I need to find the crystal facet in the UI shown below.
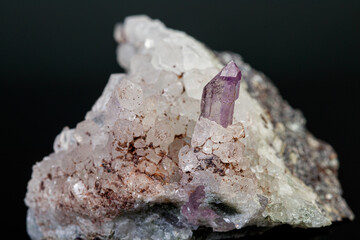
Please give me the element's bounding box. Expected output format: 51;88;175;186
25;15;353;240
181;185;236;231
200;60;241;128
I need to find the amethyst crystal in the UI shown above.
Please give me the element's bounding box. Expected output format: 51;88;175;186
181;186;235;231
200;60;241;128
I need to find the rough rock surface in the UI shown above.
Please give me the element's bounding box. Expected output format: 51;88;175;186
25;15;354;240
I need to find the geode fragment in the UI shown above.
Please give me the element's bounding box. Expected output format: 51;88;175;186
25;15;354;240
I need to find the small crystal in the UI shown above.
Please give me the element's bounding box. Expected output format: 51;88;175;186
200;61;241;128
181;186;235;231
25;15;353;240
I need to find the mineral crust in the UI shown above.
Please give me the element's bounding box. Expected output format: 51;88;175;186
25;15;354;240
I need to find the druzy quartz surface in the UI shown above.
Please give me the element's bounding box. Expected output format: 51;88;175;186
25;15;354;240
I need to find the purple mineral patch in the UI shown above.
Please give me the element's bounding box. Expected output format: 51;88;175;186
181;186;235;232
200;60;241;128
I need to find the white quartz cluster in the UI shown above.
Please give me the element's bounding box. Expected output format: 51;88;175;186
25;15;348;240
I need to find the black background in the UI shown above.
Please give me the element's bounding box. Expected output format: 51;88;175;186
1;0;359;239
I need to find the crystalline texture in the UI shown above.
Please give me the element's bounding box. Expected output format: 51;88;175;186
25;15;353;240
200;61;241;128
181;186;235;231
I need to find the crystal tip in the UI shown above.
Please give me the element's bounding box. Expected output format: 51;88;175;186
219;60;241;79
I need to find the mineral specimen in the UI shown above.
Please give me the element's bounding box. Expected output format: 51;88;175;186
200;60;241;128
25;15;354;240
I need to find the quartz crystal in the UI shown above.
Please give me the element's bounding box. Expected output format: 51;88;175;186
25;15;354;240
200;60;241;128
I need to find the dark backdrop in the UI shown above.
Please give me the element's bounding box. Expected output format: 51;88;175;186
1;0;359;239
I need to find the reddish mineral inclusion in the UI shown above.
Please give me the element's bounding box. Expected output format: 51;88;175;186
200;60;241;128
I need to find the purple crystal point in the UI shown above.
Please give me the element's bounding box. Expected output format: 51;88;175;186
200;60;241;128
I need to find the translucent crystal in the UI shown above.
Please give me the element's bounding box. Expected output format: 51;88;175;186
25;15;353;240
181;186;235;231
200;61;241;128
